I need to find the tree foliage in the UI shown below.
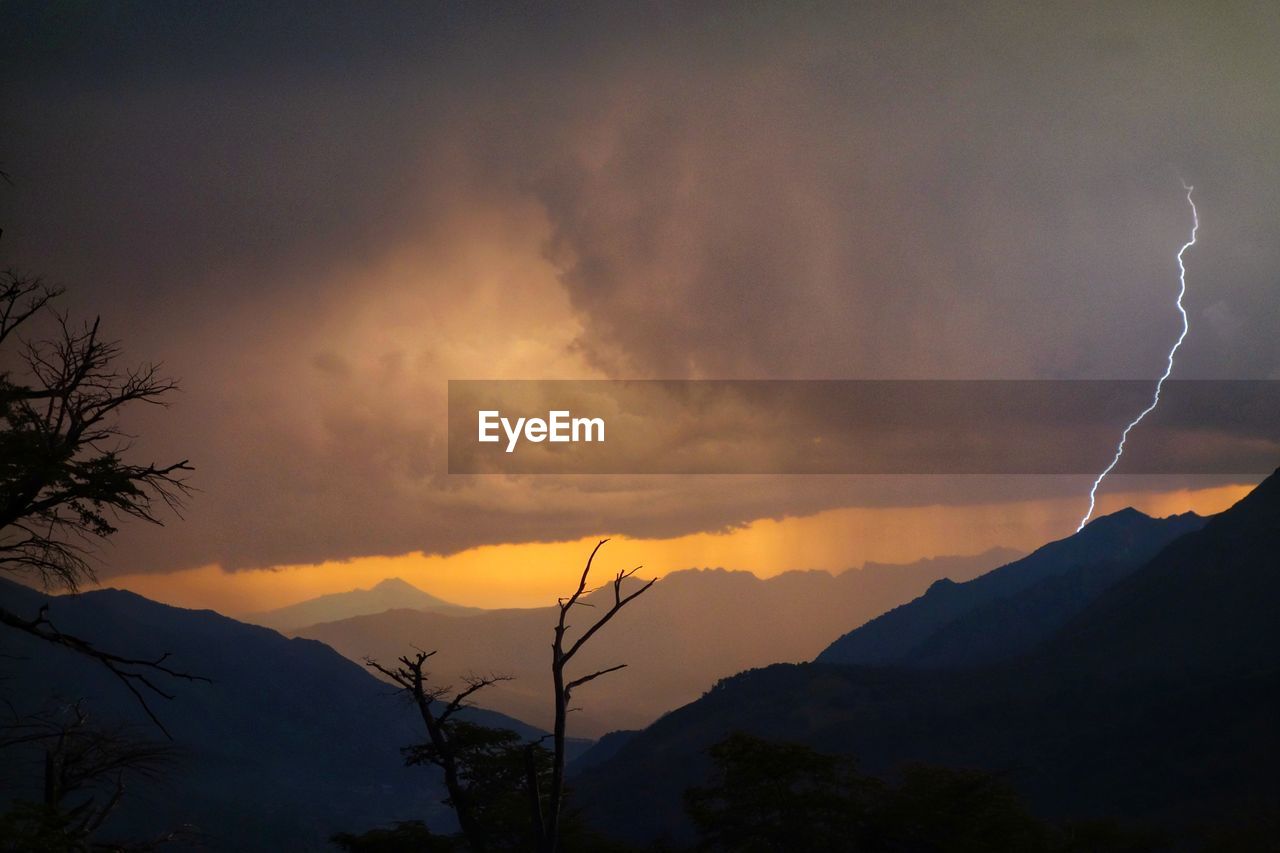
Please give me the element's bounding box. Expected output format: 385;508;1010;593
1;273;190;593
0;253;201;846
0;272;205;734
403;720;553;851
685;733;1168;853
685;732;880;851
331;820;455;853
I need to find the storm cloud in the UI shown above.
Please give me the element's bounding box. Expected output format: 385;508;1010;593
2;2;1278;575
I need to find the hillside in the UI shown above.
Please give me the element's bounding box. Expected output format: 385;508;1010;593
296;549;1017;735
0;580;536;851
573;474;1280;843
817;508;1204;668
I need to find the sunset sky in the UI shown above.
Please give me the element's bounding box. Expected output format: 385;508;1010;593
2;3;1277;613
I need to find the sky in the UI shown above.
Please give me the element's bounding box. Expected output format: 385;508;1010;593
1;2;1277;610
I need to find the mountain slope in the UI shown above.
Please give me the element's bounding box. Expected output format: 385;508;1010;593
243;577;480;632
817;508;1204;667
297;549;1018;736
0;580;535;851
574;473;1280;843
1042;469;1280;680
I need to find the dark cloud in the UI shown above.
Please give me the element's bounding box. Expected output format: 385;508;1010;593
2;2;1278;574
536;4;1280;380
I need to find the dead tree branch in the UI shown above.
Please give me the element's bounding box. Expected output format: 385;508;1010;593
0;276;201;736
533;539;655;853
0;604;210;739
366;651;512;851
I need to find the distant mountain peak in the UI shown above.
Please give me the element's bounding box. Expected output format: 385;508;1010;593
369;577;422;593
242;576;478;632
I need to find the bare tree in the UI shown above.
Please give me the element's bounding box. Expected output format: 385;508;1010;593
528;538;655;853
363;541;653;851
0;699;180;846
0;270;205;733
0;274;191;590
365;650;512;851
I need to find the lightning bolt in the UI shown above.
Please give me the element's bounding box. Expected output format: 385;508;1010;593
1077;182;1199;532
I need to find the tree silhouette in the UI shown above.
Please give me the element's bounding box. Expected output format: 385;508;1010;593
0;277;190;589
405;720;554;850
682;733;1133;852
365;650;513;851
0;700;182;850
0;268;204;734
362;540;653;852
531;538;654;853
331;820;454;853
685;732;880;851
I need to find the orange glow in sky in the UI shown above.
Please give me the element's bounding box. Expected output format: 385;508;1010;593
104;481;1254;617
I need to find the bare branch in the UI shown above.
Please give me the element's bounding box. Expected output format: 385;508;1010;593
562;569;655;664
0;698;179;837
438;673;515;724
0;259;204;742
1;288;193;593
539;540;654;853
364;649;509;851
0;604;210;740
564;663;627;697
0;273;59;346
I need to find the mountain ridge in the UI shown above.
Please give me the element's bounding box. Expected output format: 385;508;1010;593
0;578;538;850
573;474;1280;842
297;549;1019;736
816;506;1205;667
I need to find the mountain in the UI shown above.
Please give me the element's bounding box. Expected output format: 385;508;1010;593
242;577;480;632
817;508;1204;668
1040;468;1280;680
0;579;537;851
572;475;1280;843
568;729;640;774
296;549;1019;736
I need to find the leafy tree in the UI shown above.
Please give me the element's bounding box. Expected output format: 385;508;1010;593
686;733;1060;852
874;764;1047;852
685;732;881;852
403;720;553;851
364;651;512;850
1053;819;1170;853
331;820;456;853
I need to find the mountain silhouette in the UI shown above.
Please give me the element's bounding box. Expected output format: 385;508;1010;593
817;508;1204;668
572;473;1280;844
296;550;1018;736
243;576;480;632
1040;467;1280;680
0;579;536;850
